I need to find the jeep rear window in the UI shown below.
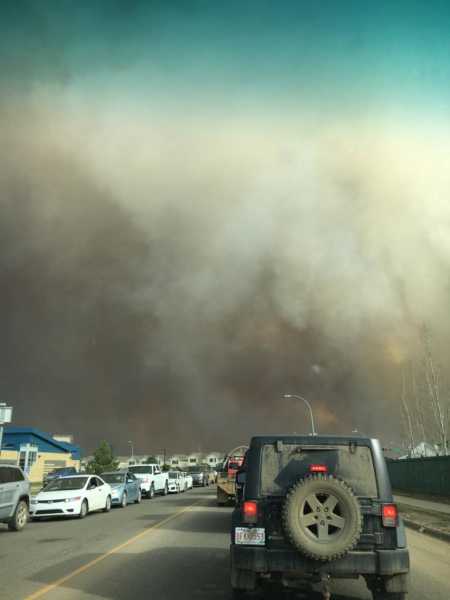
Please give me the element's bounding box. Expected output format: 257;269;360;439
260;444;378;497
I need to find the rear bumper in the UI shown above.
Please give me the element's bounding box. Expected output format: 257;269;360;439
231;545;409;577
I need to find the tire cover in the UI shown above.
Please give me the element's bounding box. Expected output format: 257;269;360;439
282;474;362;561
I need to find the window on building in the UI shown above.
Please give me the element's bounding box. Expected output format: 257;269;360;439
19;452;37;470
189;458;197;463
19;453;26;470
28;451;37;468
19;446;38;473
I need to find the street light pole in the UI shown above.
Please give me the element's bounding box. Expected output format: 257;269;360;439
283;394;317;436
128;440;134;462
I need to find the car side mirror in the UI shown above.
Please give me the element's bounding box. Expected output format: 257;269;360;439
236;472;246;485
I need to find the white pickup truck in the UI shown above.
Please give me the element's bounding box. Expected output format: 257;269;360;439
128;464;169;498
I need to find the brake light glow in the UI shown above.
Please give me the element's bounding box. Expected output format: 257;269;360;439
243;501;258;524
309;464;328;473
382;504;398;527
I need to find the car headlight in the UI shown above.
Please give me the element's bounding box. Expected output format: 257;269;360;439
65;496;82;502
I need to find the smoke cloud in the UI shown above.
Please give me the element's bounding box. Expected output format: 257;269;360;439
2;95;450;454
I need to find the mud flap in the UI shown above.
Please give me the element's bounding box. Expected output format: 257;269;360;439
384;574;409;593
231;552;257;592
365;573;409;595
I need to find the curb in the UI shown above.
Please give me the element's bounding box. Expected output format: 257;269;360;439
403;517;450;543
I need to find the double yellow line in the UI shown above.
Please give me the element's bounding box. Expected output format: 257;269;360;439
24;499;203;600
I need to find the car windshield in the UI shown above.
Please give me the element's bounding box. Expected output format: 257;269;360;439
260;444;378;497
44;477;88;491
101;473;125;484
169;472;178;479
129;466;152;474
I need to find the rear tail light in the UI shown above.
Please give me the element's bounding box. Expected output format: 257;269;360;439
309;464;328;473
382;504;398;527
243;501;258;524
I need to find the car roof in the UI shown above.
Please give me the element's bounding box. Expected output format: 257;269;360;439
249;434;375;447
102;470;127;475
56;474;90;479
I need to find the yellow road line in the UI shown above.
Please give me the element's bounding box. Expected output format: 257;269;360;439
24;499;204;600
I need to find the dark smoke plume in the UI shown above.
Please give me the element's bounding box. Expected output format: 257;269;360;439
2;97;450;454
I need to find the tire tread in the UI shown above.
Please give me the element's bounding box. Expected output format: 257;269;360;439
282;474;362;561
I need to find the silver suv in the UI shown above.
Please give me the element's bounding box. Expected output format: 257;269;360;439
0;465;30;531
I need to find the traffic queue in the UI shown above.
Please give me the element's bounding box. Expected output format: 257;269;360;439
0;462;215;531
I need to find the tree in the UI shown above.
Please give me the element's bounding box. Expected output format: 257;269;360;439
399;326;449;456
400;367;415;456
87;441;119;475
421;326;448;455
146;456;158;464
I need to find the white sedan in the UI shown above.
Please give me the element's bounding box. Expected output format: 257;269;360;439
183;472;193;490
167;471;183;493
30;475;112;520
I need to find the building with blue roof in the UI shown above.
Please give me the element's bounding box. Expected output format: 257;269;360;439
0;426;82;484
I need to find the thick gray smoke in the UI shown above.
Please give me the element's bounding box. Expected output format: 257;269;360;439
2;98;450;454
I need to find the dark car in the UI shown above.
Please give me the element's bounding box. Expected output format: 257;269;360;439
230;435;409;599
43;466;78;487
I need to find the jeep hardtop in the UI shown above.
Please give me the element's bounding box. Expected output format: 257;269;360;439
231;434;409;599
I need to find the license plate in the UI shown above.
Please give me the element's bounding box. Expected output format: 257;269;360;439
235;527;265;546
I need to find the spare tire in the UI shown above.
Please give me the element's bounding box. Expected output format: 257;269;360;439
282;474;362;561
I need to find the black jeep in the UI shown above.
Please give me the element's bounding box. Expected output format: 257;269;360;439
231;435;409;599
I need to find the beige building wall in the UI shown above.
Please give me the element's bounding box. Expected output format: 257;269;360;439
0;449;80;484
0;450;19;465
30;452;80;484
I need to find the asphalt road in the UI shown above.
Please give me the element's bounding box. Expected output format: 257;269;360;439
0;488;448;600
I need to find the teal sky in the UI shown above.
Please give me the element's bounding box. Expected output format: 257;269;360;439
1;1;450;115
